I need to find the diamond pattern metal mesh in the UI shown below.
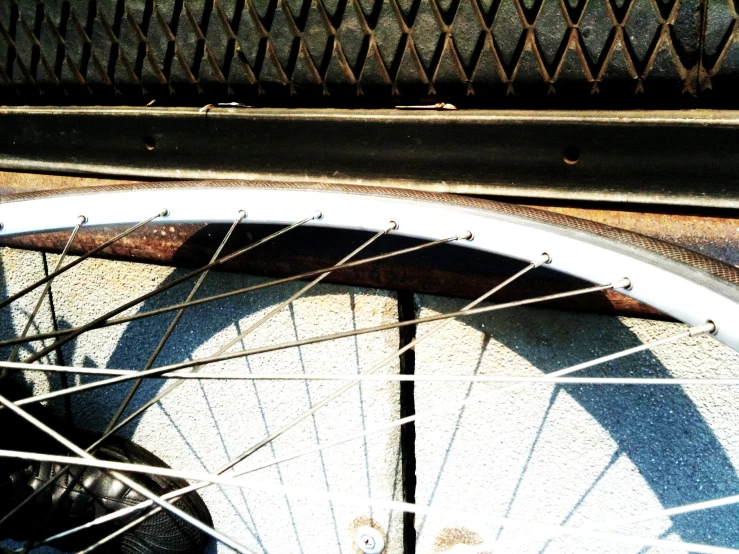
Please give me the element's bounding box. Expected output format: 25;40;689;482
0;0;727;104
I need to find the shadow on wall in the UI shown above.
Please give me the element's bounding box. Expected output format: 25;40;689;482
0;246;401;554
2;245;739;552
0;251;68;416
417;295;739;550
69;270;398;554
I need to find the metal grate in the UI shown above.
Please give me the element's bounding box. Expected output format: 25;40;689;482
1;0;731;104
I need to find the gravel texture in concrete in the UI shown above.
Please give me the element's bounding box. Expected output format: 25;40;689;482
3;245;739;554
0;248;403;554
413;294;739;554
0;248;65;407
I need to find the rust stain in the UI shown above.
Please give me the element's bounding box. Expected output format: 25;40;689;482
533;205;739;267
348;516;387;554
2;172;735;319
0;171;137;196
433;527;492;553
0;223;670;319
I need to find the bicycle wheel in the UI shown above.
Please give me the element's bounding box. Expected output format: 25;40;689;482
0;180;738;554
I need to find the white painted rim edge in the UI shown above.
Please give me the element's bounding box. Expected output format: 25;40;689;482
1;186;736;350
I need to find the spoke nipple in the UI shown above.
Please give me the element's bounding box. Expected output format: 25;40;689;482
159;209;170;217
535;253;552;266
457;230;473;241
238;210;248;220
386;221;399;232
313;210;324;220
696;320;718;336
613;277;632;290
77;215;88;225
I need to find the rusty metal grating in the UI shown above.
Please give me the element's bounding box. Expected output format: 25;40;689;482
0;0;736;103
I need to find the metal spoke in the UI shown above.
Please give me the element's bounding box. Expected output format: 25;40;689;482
29;253;554;544
0;391;253;553
105;210;247;432
5;229;453;540
37;319;712;544
11;259;599;410
0;212;309;533
6;216;85;365
22;215;318;364
0;276;621;385
1;233;463;349
8;449;736;554
10;364;739;386
0;220;395;536
201;322;717;484
109;221;398;440
174;375;739;384
2;190;733;554
17;212;250;553
0;276;631;545
0;212;166;311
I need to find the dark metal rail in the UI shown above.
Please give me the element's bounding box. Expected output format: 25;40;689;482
3;107;739;208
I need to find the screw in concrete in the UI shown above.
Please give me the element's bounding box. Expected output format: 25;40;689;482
355;526;385;554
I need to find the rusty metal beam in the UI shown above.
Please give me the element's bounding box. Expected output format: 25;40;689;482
0;171;137;196
1;172;736;320
529;206;739;268
0;222;668;320
4;108;739;208
3;170;737;267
